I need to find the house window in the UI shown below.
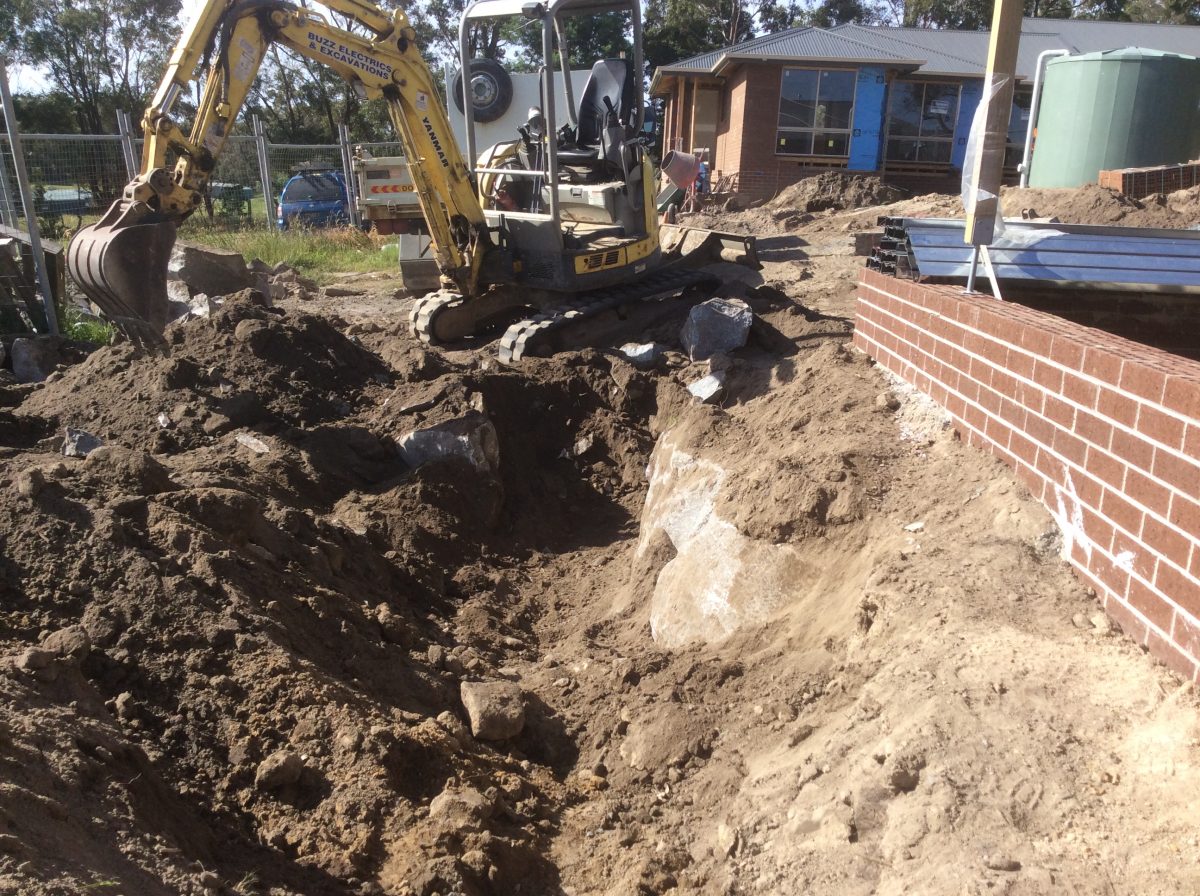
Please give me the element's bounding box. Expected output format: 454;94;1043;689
1005;89;1032;169
885;81;960;165
776;68;856;157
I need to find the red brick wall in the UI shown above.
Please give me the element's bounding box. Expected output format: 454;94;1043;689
1098;162;1200;197
714;63;856;200
716;68;747;175
854;269;1200;681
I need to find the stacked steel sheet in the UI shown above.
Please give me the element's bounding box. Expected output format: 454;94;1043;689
866;217;1200;293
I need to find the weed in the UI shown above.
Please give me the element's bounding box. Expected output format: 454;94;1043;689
79;879;120;891
60;305;115;345
235;870;261;894
181;225;396;282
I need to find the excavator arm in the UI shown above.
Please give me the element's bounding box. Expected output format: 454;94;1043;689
67;0;494;335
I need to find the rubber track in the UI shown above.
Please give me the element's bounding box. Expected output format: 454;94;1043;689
497;268;717;364
409;291;462;344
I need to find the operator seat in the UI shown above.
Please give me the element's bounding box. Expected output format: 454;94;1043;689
557;59;634;168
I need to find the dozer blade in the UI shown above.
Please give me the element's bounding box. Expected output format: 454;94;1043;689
67;200;177;340
659;224;761;271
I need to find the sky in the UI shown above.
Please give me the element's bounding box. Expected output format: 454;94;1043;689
8;0;207;93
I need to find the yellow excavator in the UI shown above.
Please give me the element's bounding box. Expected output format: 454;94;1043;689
67;0;757;361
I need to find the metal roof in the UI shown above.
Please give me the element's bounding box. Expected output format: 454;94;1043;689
654;18;1200;83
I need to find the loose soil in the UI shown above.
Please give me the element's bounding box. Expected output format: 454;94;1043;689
1;179;1198;896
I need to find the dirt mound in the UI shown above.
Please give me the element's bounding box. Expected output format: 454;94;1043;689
0;304;662;896
769;173;904;214
1000;182;1200;228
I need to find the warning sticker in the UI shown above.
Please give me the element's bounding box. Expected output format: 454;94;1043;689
415;91;428;112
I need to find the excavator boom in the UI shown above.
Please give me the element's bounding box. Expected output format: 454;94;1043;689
68;0;492;336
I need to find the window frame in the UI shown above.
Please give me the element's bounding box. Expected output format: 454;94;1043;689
1004;87;1033;171
775;66;858;160
883;79;963;167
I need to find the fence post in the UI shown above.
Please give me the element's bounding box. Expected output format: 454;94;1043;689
0;130;15;228
252;115;276;230
337;123;361;227
116;110;139;181
0;59;59;335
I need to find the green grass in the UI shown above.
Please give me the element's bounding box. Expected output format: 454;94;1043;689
180;225;398;282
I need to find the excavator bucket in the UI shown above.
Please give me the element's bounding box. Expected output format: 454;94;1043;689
67;201;177;339
659;224;761;271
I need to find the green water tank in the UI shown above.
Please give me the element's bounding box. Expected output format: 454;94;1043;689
1028;47;1200;188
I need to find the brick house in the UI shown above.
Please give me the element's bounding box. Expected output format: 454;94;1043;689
650;18;1200;200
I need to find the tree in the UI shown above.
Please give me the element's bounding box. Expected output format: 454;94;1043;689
5;0;182;134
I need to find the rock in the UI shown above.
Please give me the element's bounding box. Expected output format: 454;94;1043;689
687;371;726;404
983;855;1022;872
14;468;44;498
375;605;409;645
254;750;303;790
62;428;104;458
168;241;253;298
716;822;741;857
618;343;664;370
114;692;136;720
680;298;753;361
460;680;525;740
43;625;90;662
15;647;55;671
234;432;271;455
198;871;222;890
875;391;901;411
1089;612;1113;635
10;337;59;383
398;412;499;475
322;285;366;298
886;751;926;793
428;787;494;827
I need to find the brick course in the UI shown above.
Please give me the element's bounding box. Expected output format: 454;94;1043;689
1098;161;1200;197
854;269;1200;681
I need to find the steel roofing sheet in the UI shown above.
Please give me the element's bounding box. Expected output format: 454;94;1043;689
891;218;1200;292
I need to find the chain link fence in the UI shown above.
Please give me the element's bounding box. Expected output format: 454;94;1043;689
0;115;404;238
0;61;60;334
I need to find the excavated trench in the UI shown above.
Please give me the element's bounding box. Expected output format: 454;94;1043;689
2;211;1199;895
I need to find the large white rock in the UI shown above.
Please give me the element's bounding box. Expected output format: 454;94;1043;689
633;434;857;648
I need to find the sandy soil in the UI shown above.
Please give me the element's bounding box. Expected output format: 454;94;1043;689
0;182;1198;896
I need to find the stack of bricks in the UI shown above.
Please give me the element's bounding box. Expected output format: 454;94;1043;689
1097;161;1200;197
854;268;1200;681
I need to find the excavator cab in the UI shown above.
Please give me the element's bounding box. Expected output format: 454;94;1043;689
458;0;659;295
